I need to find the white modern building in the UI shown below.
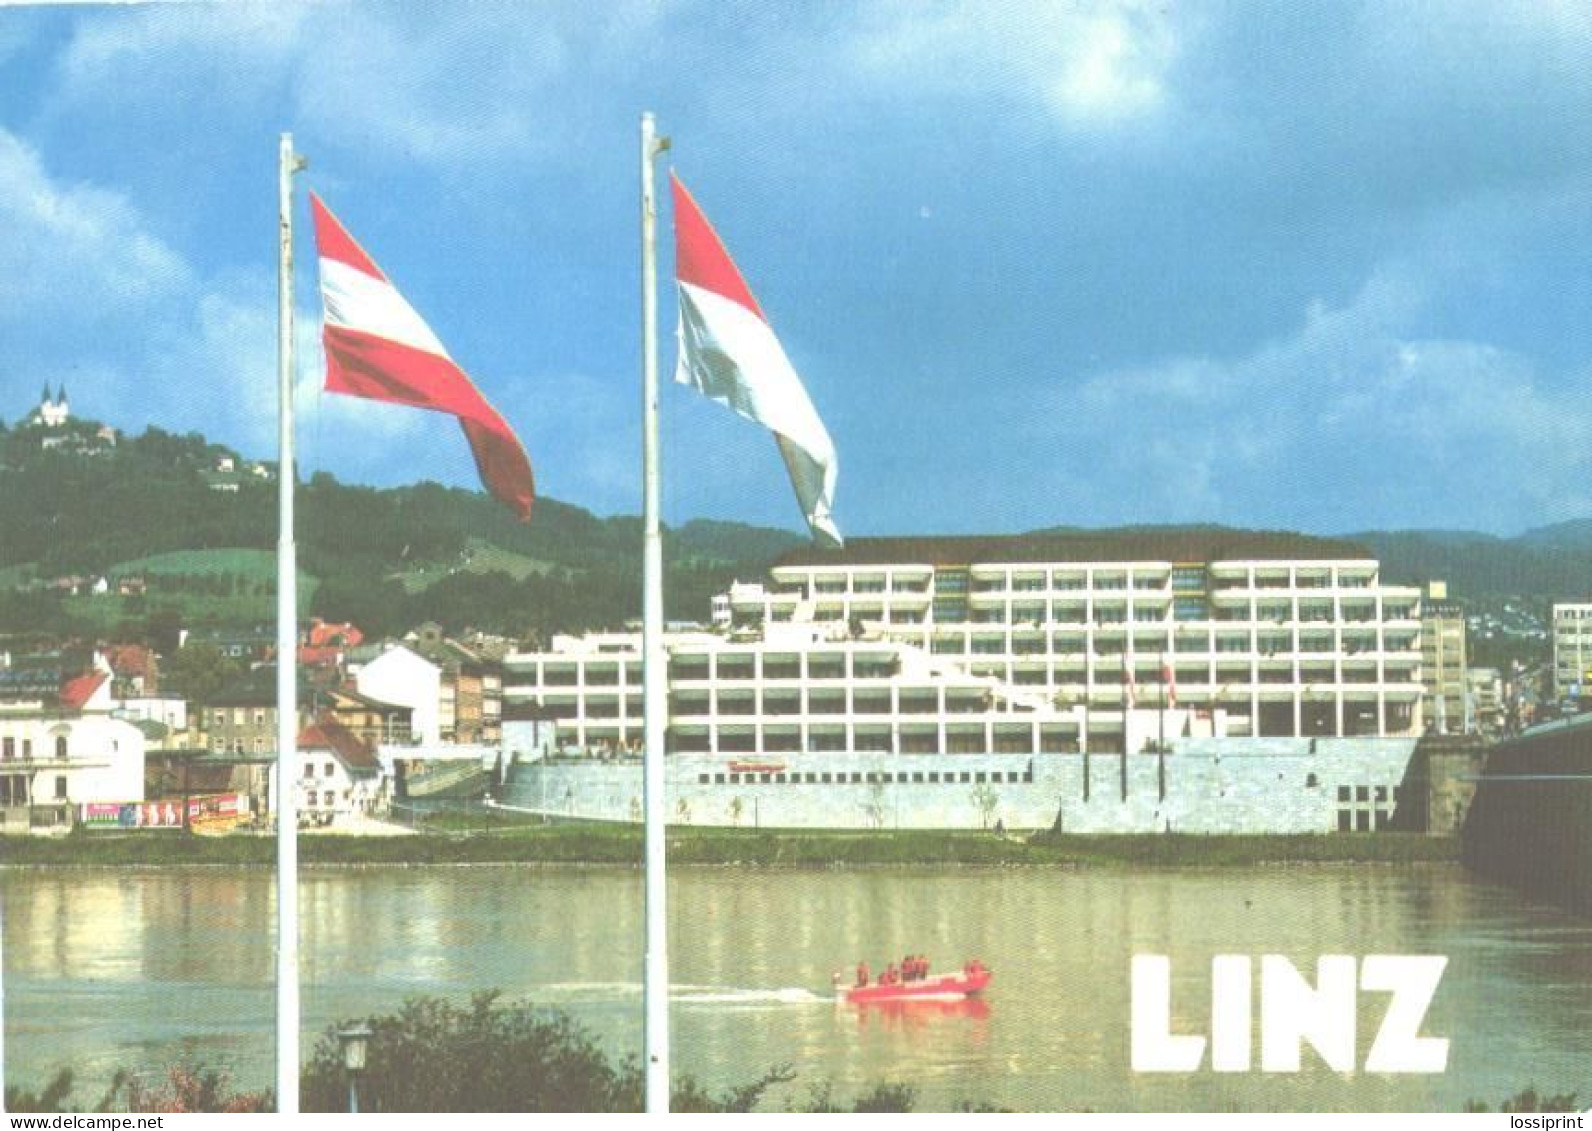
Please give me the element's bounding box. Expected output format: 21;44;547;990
503;532;1425;761
1551;602;1592;700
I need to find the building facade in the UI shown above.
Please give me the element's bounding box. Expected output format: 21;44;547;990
295;719;385;824
0;713;146;832
353;644;443;746
502;532;1425;762
1420;584;1469;733
1551;602;1592;701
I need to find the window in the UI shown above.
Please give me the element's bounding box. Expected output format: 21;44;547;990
324;762;335;777
303;764;315;779
2;738;11;760
55;736;68;760
323;791;335;807
55;775;68;799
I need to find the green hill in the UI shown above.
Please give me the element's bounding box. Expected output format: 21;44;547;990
0;423;804;641
1;418;1584;653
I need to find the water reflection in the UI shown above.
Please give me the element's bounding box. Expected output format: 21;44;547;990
2;863;1587;1111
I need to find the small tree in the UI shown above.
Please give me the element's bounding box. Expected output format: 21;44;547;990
970;783;1000;830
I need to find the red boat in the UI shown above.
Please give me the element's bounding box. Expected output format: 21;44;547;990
839;961;991;1004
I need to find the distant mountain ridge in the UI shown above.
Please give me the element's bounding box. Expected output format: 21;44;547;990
2;416;1588;643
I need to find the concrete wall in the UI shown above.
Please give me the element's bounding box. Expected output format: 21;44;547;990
501;737;1420;833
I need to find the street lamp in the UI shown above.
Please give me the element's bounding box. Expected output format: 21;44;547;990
336;1023;373;1113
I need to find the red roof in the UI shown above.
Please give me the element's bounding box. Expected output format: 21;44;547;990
59;671;109;711
297;716;379;771
104;643;152;673
308;619;364;648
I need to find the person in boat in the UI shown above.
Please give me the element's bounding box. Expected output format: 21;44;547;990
883;962;899;985
856;961;870;988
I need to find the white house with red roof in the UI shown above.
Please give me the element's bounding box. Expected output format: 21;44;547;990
59;670;114;714
293;716;386;825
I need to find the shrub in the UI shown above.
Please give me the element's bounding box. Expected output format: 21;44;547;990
301;991;921;1112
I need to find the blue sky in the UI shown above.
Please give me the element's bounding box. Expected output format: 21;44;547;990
1;1;1589;538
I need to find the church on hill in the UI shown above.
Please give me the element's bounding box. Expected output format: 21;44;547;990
31;384;71;428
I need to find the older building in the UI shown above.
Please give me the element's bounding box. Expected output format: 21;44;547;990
352;644;443;746
295;718;385;824
204;667;313;756
407;623;503;745
0;712;146;833
1420;582;1469;733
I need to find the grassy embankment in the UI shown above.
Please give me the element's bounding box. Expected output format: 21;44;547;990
1;823;1461;868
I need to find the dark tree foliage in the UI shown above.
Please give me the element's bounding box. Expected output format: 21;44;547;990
0;422;800;639
161;643;244;705
300;992;917;1113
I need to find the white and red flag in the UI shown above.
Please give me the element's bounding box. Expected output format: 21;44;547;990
1162;660;1177;708
1123;655;1137;709
309;193;534;521
670;174;841;546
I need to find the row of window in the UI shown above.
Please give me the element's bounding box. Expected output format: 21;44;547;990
694;768;1034;787
1338;784;1397;803
780;571;1379;594
1337;808;1394;832
1;736;66;760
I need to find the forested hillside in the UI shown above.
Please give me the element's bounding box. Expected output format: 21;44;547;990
0;419;803;640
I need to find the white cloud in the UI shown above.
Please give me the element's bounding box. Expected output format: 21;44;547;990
1041;262;1592;531
0;128;190;321
52;3;663;168
845;0;1181;130
0;126;440;466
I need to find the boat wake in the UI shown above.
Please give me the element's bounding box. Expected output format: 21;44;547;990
675;987;828;1007
538;982;827;1007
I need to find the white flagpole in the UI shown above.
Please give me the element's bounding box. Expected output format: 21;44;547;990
275;131;307;1115
1;886;7;1115
640;109;672;1114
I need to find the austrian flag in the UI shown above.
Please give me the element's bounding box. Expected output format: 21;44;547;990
309;193;534;521
671;174;841;546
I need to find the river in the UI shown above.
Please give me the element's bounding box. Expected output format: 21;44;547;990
2;863;1588;1111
